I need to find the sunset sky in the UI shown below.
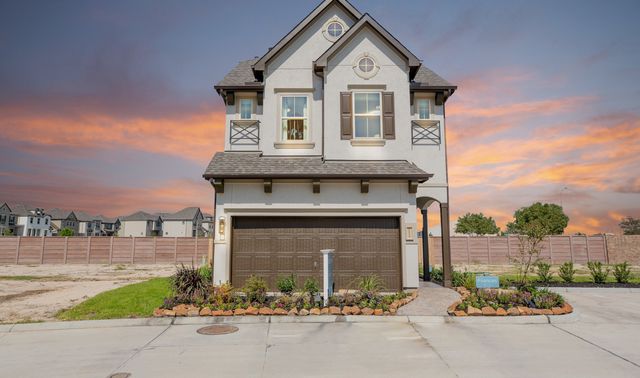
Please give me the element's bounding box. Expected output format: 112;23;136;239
1;0;639;235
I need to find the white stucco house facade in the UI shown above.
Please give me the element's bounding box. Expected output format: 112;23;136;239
118;211;163;237
204;0;456;290
6;204;51;237
160;207;205;237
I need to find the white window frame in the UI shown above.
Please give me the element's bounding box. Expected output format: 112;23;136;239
416;98;431;120
322;17;347;42
352;91;383;140
238;98;253;120
278;94;310;142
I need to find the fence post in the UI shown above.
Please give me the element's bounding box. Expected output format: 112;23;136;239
131;237;136;264
108;236;113;265
64;237;68;264
86;237;92;264
603;235;609;263
40;236;46;264
548;237;553;262
174;237;178;263
15;236;21;264
194;236;198;263
486;236;491;265
466;236;470;265
153;237;157;264
568;235;574;263
506;236;511;261
585;236;591;262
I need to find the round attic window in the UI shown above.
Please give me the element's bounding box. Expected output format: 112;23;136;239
353;53;379;79
323;18;346;42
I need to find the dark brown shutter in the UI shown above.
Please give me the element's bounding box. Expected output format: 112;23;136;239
340;92;353;140
382;92;395;139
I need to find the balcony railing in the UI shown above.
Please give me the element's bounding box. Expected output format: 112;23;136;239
230;120;260;146
411;120;441;145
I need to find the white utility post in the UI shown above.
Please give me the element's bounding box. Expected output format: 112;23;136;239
321;249;335;306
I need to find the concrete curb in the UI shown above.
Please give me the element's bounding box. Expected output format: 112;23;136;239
1;311;581;332
548;287;640;293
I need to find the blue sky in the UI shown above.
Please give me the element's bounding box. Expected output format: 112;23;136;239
1;0;639;233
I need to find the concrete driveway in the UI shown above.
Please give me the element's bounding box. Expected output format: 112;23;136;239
1;288;639;378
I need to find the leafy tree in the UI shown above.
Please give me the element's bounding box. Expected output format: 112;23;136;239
455;213;500;235
59;228;74;237
619;217;640;235
506;202;569;235
2;229;13;236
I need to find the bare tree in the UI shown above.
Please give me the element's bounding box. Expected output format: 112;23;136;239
510;221;548;287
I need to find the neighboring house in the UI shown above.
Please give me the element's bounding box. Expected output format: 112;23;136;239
96;215;120;236
159;207;204;237
75;211;103;236
6;203;51;236
203;0;456;289
0;203;13;235
47;209;79;235
118;211;163;237
202;213;214;237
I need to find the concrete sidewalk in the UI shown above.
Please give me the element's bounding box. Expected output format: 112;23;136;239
1;288;638;377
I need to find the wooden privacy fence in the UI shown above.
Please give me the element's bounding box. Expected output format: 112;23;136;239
420;235;609;266
0;237;211;265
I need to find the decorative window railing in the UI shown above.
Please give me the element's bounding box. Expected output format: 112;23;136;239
230;120;260;146
411;120;441;145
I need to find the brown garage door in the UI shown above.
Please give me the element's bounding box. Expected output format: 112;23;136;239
231;217;401;291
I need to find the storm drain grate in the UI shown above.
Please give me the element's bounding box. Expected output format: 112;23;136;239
197;325;239;335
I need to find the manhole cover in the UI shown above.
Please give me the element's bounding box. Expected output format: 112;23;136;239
108;373;131;378
197;325;239;335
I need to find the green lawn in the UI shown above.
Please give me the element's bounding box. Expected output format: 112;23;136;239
56;277;172;321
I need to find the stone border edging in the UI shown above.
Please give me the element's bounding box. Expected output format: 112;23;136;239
0;310;580;333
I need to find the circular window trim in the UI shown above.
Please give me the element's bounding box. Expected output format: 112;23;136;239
322;17;347;42
353;53;380;79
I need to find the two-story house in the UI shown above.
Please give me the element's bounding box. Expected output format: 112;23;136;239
96;215;120;236
48;209;80;235
203;0;455;289
7;203;51;236
118;211;163;237
160;207;204;237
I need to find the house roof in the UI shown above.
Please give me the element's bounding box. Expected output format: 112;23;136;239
411;66;457;90
203;152;432;181
158;207;201;221
5;203;40;217
96;215;118;223
215;58;263;89
251;0;362;78
314;13;422;80
47;208;76;220
120;211;161;222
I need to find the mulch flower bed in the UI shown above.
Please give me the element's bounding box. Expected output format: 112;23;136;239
154;291;418;318
448;287;573;317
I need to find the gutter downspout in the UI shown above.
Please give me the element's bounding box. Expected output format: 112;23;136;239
313;68;325;160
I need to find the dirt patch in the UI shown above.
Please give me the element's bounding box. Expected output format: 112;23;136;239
0;289;53;304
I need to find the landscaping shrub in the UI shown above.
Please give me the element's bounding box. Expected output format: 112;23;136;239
430;266;443;282
558;261;576;283
211;282;234;305
243;275;268;304
199;264;212;282
356;274;385;295
452;270;475;289
535;261;553;283
532;288;564;309
613;262;632;284
303;277;320;295
587;261;610;284
276;274;296;294
171;264;208;301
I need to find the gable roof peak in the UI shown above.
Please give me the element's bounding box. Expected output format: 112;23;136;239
252;0;362;80
314;12;422;80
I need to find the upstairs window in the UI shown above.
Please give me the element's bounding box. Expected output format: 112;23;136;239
327;22;343;38
281;96;308;141
353;92;382;139
417;99;431;119
239;98;253;120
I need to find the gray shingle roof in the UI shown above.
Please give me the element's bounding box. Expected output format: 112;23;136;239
411;66;456;89
47;208;75;220
120;211;160;222
203;152;431;181
158;207;201;221
215;59;262;88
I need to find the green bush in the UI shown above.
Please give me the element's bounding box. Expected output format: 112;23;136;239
59;228;74;237
430;266;443;282
276;274;296;294
613;262;632;284
243;275;268;304
558;261;576;283
452;270;475;289
303;277;320;295
535;261;553;283
587;261;610;284
356;274;385;294
532;288;564;309
198;264;212;282
171;264;208;301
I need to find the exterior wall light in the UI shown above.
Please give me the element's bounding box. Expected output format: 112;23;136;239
218;217;226;240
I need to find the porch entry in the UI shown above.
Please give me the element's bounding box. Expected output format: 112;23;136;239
231;216;402;291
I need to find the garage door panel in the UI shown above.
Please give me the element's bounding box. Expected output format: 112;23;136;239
232;217;401;291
